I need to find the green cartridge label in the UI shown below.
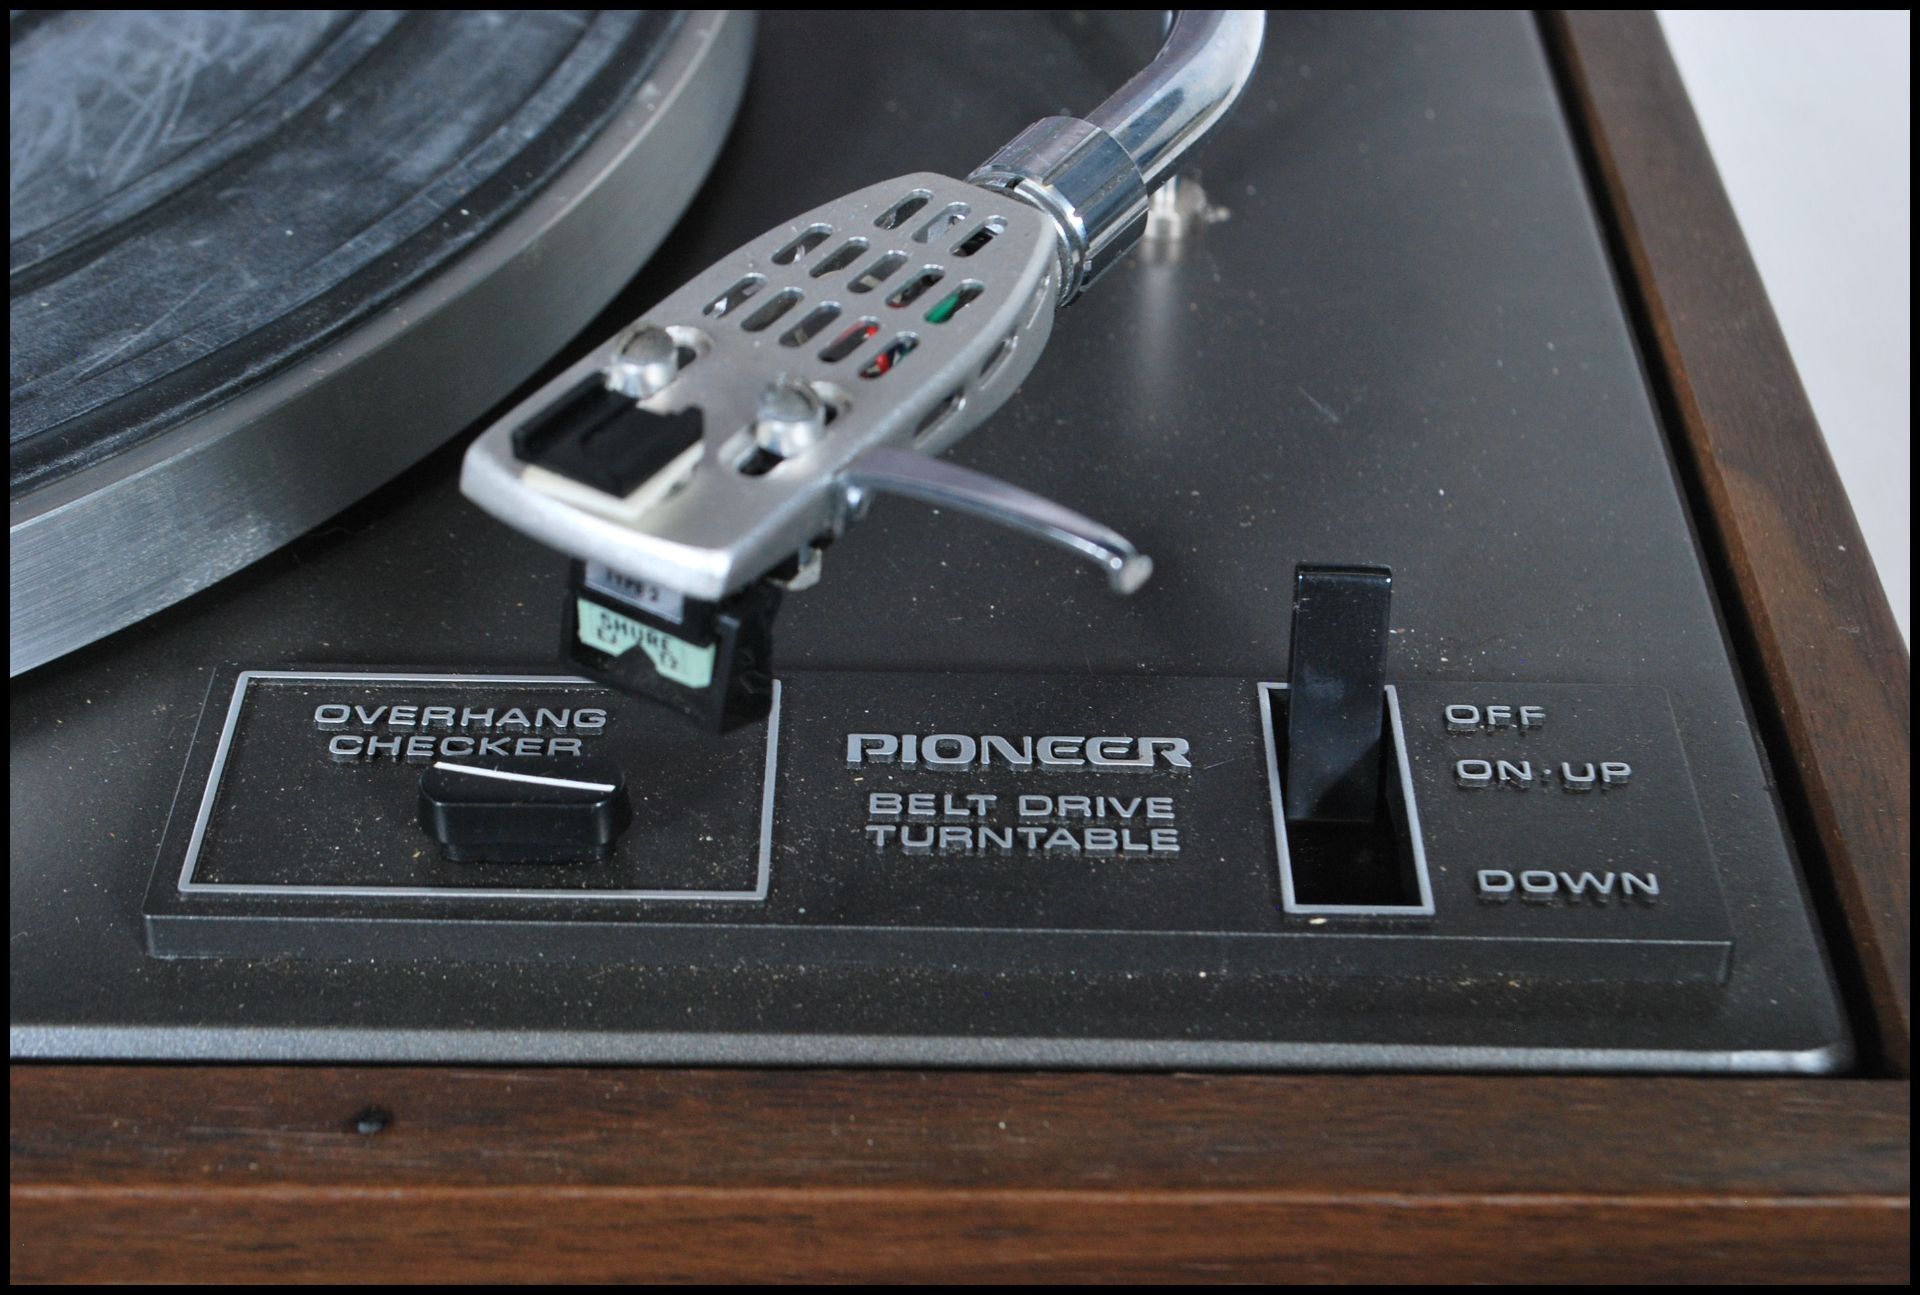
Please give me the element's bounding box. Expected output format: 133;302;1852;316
576;598;715;689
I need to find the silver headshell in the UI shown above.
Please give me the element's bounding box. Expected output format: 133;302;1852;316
461;172;1099;606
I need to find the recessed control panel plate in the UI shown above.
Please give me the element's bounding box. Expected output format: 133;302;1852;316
148;669;1734;993
149;670;771;908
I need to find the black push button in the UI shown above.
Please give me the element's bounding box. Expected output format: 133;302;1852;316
418;756;632;864
1285;563;1392;823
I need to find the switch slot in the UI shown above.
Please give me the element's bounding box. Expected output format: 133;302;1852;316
1260;682;1435;916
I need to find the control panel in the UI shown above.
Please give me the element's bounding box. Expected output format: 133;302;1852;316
128;563;1821;1070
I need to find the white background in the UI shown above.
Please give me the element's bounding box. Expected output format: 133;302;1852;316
1658;11;1911;640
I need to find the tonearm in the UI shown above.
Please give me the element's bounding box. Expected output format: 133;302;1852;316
461;12;1265;728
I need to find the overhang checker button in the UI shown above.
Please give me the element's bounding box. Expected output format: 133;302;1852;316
418;756;633;864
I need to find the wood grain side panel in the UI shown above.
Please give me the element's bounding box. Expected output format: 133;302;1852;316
1549;9;1911;1071
10;1068;1911;1195
12;1064;1910;1280
10;1187;1908;1284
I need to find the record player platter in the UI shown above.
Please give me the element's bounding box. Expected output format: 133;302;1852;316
8;9;752;675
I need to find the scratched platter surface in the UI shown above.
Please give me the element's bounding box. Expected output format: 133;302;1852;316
7;8;684;494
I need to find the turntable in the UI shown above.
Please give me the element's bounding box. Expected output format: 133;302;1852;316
11;10;1908;1283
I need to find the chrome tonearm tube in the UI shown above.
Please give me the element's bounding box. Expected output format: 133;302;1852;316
460;12;1265;729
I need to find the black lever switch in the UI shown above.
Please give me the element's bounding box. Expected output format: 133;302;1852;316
1285;564;1393;823
419;756;633;864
